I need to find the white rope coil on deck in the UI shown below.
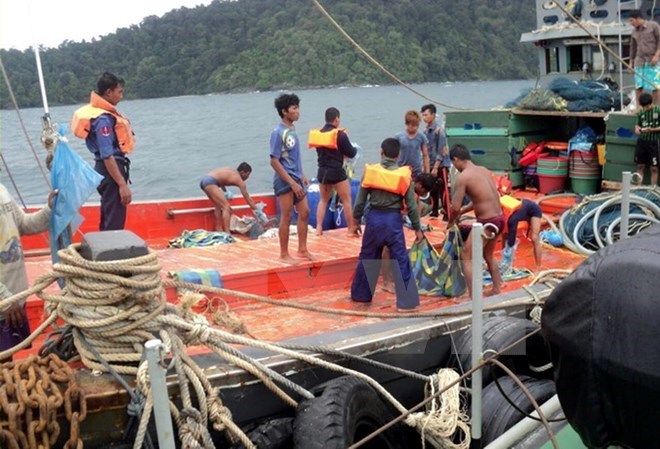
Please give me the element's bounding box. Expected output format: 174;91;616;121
0;244;473;449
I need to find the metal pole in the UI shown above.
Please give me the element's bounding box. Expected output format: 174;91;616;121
617;0;624;110
621;171;631;239
470;222;484;446
145;339;176;449
32;46;50;116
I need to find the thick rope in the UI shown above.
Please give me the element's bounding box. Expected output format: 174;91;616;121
166;280;548;318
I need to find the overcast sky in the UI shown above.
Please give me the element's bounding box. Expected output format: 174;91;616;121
0;0;214;50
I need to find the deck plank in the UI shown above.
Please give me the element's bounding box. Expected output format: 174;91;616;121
19;214;586;357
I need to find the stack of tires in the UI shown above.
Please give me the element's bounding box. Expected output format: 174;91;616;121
451;315;556;445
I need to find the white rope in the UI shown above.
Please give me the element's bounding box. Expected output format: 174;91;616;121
404;369;471;449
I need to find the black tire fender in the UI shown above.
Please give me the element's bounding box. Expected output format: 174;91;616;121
452;315;552;385
480;375;556;445
230;417;293;449
293;376;405;449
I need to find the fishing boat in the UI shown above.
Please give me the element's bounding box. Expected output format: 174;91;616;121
445;0;660;194
2;2;659;449
442;1;660;448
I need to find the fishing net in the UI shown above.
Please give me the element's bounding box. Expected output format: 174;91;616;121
509;77;620;112
409;227;466;297
515;88;567;111
547;78;618;112
561;188;660;250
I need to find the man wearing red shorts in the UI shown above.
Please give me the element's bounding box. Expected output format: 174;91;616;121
446;144;504;297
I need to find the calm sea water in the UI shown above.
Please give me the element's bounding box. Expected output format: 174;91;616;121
0;80;532;205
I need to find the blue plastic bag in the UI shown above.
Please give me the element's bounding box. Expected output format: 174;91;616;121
49;132;103;262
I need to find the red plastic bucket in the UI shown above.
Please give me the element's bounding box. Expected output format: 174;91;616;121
538;173;567;194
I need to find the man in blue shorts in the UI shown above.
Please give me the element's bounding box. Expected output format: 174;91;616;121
629;9;660;105
199;162;263;232
269;93;313;263
502;199;543;271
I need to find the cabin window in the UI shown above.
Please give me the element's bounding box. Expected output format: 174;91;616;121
590;10;608;18
543;15;559;25
545;47;560;74
620;9;636;20
567;46;584;72
647;8;660;19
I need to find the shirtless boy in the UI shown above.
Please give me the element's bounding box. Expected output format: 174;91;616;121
446;144;504;296
200;162;261;232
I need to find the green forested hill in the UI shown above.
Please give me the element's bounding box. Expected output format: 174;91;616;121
0;0;536;108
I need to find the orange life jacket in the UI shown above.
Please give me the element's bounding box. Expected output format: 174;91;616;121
71;91;135;153
307;128;346;150
361;163;411;196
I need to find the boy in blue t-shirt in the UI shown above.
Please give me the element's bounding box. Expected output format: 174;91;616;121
269;93;313;263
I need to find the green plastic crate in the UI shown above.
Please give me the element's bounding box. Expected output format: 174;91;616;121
445;110;511;129
602;142;635;164
509;114;562;136
602;161;638;181
605;112;637;130
470;150;516;170
447;136;512;153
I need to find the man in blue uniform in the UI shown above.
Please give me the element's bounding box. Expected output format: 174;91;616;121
73;72;133;231
350;138;424;312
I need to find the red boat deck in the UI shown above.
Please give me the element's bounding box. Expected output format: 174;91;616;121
19;199;586;357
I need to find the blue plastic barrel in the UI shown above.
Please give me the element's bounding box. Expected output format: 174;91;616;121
307;180;334;230
333;179;361;229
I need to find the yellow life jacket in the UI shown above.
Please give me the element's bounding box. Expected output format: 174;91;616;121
500;195;523;232
71;91;135;153
361;163;412;196
307;128;345;149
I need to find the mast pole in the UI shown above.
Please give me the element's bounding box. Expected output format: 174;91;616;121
33;45;49;117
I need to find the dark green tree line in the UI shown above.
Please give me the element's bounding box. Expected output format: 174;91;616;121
0;0;536;108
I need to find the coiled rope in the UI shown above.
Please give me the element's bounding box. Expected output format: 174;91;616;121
559;186;660;255
0;244;480;449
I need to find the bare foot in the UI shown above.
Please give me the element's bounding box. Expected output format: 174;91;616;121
280;255;300;265
297;250;315;261
484;287;502;297
381;283;396;294
397;306;420;313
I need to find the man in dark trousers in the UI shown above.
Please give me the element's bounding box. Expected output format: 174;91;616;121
71;72;134;230
350;138;424;312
